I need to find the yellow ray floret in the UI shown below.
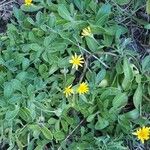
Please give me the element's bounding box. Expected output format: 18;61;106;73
132;126;150;143
69;53;84;70
77;82;89;94
81;26;92;37
63;85;73;97
25;0;32;6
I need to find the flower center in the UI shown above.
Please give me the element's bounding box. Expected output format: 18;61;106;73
139;131;147;138
73;59;80;65
79;86;85;91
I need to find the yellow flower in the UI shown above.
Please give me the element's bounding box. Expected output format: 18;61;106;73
81;26;92;37
25;0;32;6
132;126;150;143
63;85;73;97
77;82;89;94
69;53;84;70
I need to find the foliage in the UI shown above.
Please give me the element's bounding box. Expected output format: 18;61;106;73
0;0;149;149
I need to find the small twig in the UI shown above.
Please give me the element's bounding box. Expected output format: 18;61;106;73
143;95;150;102
0;0;14;7
0;0;7;5
58;119;84;150
111;0;146;16
77;44;110;68
96;51;118;57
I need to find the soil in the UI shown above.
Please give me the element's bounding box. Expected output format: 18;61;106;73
0;0;23;33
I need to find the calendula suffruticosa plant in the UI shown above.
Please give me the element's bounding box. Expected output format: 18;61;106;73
0;0;149;149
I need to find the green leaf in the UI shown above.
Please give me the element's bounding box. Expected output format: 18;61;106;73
16;137;24;150
28;124;41;131
49;64;58;75
5;105;20;120
118;115;131;133
112;93;128;108
34;146;43;150
79;94;88;103
27;139;35;150
142;55;150;72
30;43;43;51
87;113;96;122
116;59;123;74
36;92;46;101
51;42;67;52
95;116;109;130
103;34;113;46
40;126;53;140
16;71;28;81
96;4;111;21
36;11;44;25
19;107;32;122
96;15;109;26
122;57;133;91
85;36;99;52
48;118;57;125
55;120;60;131
11;79;22;91
125;109;139;120
28;124;41;138
144;24;150;29
95;68;106;84
61;120;68;132
8;94;22;104
4;82;13;98
58;4;73;21
21;5;43;12
133;84;142;109
135;74;141;84
22;58;30;70
43;34;57;47
47;13;56;28
39;64;48;75
148;84;150;96
73;0;83;12
58;57;69;68
54;131;65;141
100;87;121;100
27;84;35;96
27;17;35;25
13;7;25;22
146;0;150;14
65;75;75;85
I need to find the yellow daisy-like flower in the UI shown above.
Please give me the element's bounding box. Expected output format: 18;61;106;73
132;126;150;143
81;26;92;37
69;53;84;70
63;85;73;97
25;0;32;6
77;82;89;94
